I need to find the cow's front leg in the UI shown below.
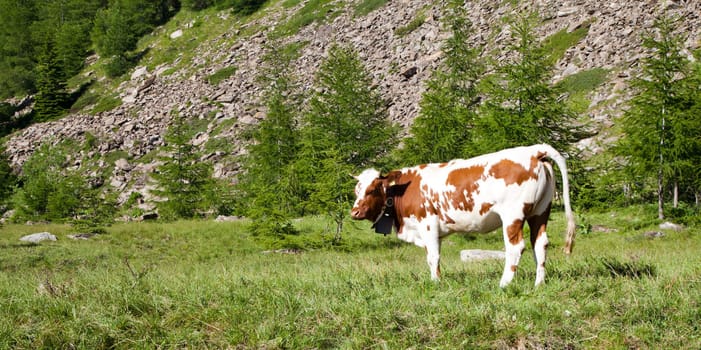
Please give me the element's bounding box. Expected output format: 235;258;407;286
423;229;441;281
500;217;526;288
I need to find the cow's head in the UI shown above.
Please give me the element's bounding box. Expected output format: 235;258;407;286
351;169;409;222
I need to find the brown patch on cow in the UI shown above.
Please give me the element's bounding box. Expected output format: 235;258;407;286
522;202;534;216
480;203;493;215
445;166;484;212
510;265;518;272
507;219;524;245
419;164;428;169
489;159;538;186
444;214;456;225
392;170;428;226
527;204;551;246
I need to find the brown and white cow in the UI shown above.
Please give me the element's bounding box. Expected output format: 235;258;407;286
351;144;576;287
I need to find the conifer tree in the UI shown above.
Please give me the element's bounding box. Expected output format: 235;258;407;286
475;14;579;155
34;41;69;122
615;16;701;218
153;115;214;219
299;44;397;238
236;40;301;237
399;1;485;164
0;146;16;210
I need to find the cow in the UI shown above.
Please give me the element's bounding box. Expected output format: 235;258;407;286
350;144;576;287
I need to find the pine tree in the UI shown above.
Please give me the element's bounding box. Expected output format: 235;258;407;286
475;14;579;155
615;15;698;218
152;115;214;219
0;145;17;210
0;0;37;98
299;44;397;238
34;40;69;122
399;1;485;164
236;40;301;237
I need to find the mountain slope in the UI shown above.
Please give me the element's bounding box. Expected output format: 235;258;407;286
4;0;701;205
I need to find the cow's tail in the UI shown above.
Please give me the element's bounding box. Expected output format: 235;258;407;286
540;144;576;255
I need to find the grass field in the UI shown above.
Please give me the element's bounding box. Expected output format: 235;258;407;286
1;205;699;349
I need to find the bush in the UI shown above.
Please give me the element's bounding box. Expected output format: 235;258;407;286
220;0;268;15
182;0;215;10
104;55;132;78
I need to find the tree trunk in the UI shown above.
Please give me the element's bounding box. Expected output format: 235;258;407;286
657;169;665;220
673;180;678;209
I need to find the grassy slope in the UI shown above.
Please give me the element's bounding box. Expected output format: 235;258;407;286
1;207;699;349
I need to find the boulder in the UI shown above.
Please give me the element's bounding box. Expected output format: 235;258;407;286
659;221;682;231
460;249;505;262
170;29;183;39
20;232;57;243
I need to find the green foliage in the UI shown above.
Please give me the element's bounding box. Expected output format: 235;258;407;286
353;0;388;17
205;65;237;85
220;0;268;15
181;0;215;10
614;15;701;217
556;68;609;113
398;3;484;164
0;145;17;209
33;41;70;122
542;20;592;64
394;9;427;37
102;54;133;78
0;102;31;138
475;14;581;156
10;141;96;222
92;0;178;60
0;0;37;98
271;0;340;38
236;40;302;241
152;115;217;220
299;44;397;234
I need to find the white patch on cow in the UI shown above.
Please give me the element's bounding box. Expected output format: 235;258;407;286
353;168;380;208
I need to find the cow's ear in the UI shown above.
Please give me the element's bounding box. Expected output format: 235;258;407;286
386;182;410;197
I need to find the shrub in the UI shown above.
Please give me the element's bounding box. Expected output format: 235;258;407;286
206;66;237;85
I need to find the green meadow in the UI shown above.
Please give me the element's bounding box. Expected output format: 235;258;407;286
1;206;699;349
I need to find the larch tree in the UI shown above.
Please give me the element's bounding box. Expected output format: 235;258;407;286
474;14;580;155
236;40;302;237
615;15;699;218
299;44;397;241
399;1;485;164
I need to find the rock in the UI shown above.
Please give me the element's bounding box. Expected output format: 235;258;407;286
460;249;505;262
262;248;302;254
401;66;418;80
131;66;149;80
20;232;57;243
115;158;132;171
215;215;240;222
67;233;96;240
170;29;183;39
643;231;665;239
659;221;682;231
591;225;618;233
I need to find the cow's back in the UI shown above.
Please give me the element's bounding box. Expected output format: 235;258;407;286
402;145;555;235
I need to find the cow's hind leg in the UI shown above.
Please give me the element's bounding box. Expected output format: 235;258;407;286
500;217;526;288
528;206;551;286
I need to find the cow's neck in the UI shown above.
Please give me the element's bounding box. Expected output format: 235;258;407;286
372;197;397;236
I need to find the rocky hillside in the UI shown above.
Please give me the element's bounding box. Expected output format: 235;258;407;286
4;0;701;207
